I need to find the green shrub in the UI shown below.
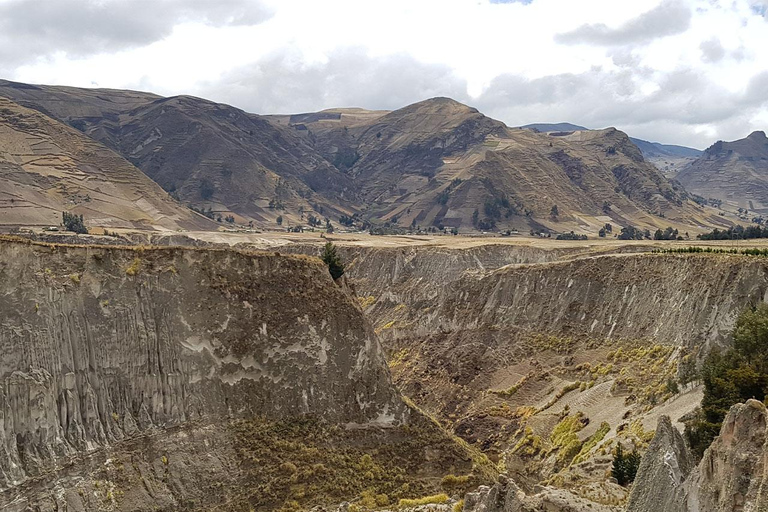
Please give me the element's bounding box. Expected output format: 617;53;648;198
321;242;345;280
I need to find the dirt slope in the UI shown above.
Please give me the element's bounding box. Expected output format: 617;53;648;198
676;130;768;213
0;96;212;231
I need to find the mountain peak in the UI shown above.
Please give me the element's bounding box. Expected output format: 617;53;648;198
404;96;479;115
748;130;767;140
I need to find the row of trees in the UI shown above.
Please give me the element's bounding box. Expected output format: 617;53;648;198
616;225;684;241
698;225;768;240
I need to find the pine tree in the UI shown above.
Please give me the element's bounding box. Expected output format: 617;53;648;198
321;242;345;280
611;443;626;484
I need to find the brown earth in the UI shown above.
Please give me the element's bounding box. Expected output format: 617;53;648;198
0;81;733;235
0;96;212;231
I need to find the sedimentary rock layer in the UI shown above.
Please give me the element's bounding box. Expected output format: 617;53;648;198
0;237;405;490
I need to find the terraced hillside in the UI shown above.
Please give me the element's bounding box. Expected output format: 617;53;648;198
0;80;355;227
0;236;495;511
0;96;211;231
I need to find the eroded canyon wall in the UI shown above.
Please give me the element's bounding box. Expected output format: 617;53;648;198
0;237;406;491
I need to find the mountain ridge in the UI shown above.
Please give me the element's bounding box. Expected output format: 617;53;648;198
0;81;728;233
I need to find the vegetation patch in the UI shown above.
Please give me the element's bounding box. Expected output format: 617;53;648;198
685;303;768;458
549;413;587;466
490;373;531;397
229;414;495;512
572;422;610;465
125;258;141;276
398;494;449;508
512;426;543;457
358;296;377;309
655;246;768;258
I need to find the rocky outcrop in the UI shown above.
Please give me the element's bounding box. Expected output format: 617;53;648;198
630;400;768;512
626;416;694;512
461;476;621;512
682;400;767;512
0;236;406;492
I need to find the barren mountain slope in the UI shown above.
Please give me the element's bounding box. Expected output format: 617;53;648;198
0;237;494;511
521;123;702;177
0;96;211;231
97;96;356;219
2;81;726;234
287;98;722;233
0;78;160;123
0;81;356;225
676;130;768;212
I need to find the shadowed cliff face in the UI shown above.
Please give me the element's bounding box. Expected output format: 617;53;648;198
0;238;406;491
630;400;768;512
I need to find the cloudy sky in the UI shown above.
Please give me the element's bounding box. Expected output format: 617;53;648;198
2;0;767;148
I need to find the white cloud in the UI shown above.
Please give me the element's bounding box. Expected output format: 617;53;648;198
5;0;768;148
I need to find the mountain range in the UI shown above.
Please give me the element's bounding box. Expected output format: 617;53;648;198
521;122;702;159
0;79;746;234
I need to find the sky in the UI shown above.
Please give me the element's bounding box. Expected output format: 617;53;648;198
1;0;767;149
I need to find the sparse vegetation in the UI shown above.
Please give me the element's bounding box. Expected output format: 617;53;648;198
227;414;493;512
125;258;141;276
556;231;587;240
653;226;679;240
698;224;768;240
549;413;587;465
617;225;648;240
398;494;449;508
656;246;768;258
572;422;611;465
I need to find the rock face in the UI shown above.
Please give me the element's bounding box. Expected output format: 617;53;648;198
0;237;405;492
341;250;768;351
462;478;621;512
278;242;768;493
682;400;768;512
626;416;694;512
630;400;768;512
